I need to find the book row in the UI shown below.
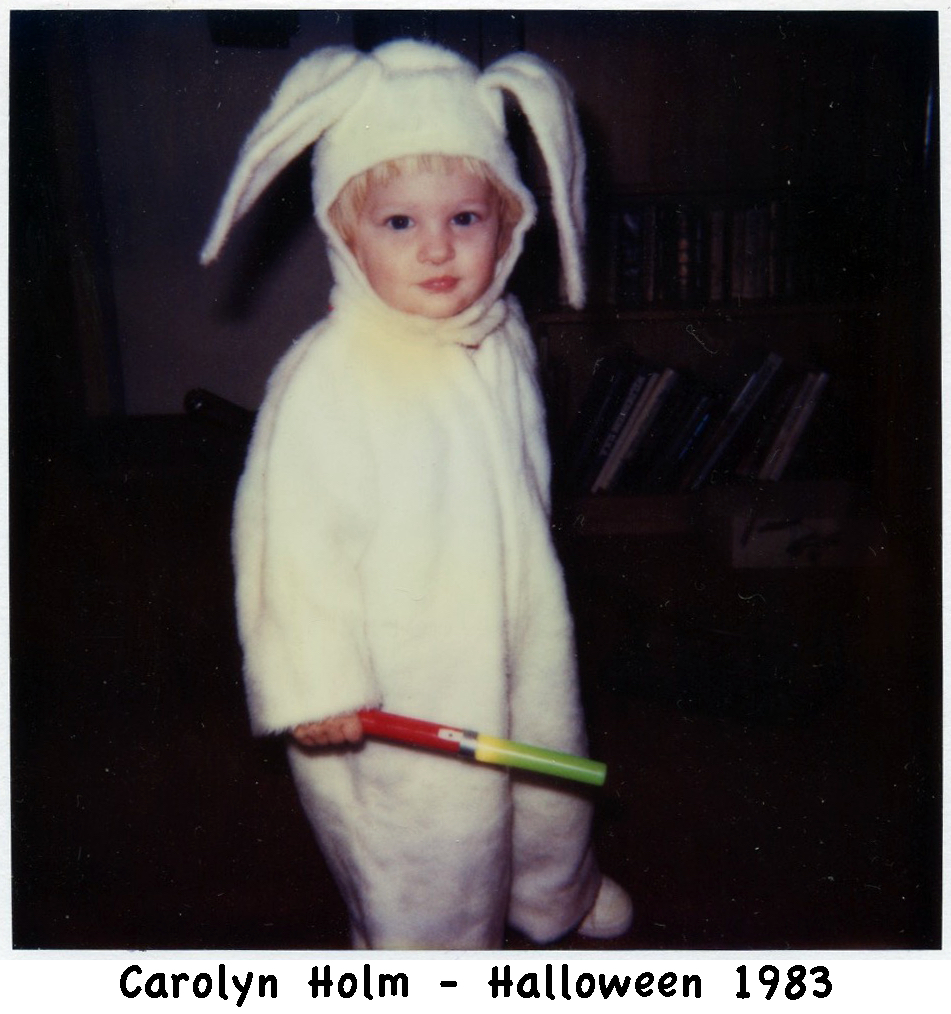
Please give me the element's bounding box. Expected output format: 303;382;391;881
607;198;798;308
559;349;830;497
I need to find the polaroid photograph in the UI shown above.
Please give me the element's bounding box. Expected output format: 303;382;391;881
3;3;945;1008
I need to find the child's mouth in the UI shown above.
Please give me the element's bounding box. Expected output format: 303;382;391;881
420;276;460;293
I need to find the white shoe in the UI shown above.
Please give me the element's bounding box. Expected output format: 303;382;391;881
577;876;634;939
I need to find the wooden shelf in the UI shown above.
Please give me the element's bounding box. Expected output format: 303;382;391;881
555;479;864;538
534;301;883;326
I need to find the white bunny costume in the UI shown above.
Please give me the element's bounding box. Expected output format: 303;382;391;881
202;39;600;949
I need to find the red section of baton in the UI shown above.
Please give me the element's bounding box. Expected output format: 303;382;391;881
357;709;463;755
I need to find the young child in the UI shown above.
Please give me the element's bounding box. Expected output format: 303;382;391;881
201;38;632;949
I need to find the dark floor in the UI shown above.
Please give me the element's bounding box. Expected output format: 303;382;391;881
9;416;942;951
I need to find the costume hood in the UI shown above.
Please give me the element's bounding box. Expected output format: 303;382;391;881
200;38;587;312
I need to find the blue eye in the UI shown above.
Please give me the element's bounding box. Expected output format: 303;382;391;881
453;212;479;227
385;215;412;231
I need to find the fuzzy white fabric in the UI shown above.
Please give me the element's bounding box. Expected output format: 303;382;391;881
239;291;600;948
206;38;599;949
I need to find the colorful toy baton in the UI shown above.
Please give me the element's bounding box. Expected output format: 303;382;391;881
357;710;607;787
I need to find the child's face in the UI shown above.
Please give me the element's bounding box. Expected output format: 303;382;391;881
349;167;503;319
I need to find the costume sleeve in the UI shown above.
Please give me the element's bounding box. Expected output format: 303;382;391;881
232;332;381;734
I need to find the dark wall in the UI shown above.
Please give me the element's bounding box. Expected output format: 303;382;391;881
8;10;529;418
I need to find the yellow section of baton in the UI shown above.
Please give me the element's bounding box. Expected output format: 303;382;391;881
473;734;607;787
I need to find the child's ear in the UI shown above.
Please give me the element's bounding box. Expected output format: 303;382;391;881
201;47;375;265
480;54;586;309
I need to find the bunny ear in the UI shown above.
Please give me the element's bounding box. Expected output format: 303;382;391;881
481;53;587;309
200;47;373;265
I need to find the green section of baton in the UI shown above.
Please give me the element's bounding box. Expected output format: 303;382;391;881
474;734;607;787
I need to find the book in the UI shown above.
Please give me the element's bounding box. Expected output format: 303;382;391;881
588;368;661;493
767;198;784;300
613;208;647;306
675;208;691;305
707;206;727;303
643;203;658;305
592;367;680;493
727;202;785;302
759;371;830;481
675;207;701;306
609;194;803;307
575;365;653;493
679;352;785;491
613;371;694;492
755;371;818;481
653;204;684;306
732;369;802;479
562;352;642;493
729;207;746;301
639;388;717;493
742;205;771;300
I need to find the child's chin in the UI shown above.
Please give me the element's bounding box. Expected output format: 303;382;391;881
423;305;467;320
407;296;471;320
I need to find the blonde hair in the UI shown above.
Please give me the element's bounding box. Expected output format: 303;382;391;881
328;153;524;255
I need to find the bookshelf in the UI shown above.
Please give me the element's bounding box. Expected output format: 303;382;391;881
512;12;938;579
516;13;938;756
536;290;882;559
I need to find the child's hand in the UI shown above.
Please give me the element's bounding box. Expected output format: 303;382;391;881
292;713;364;748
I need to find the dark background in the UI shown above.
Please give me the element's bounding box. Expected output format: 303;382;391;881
9;9;941;949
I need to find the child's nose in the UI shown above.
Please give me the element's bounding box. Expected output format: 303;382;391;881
418;225;453;264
